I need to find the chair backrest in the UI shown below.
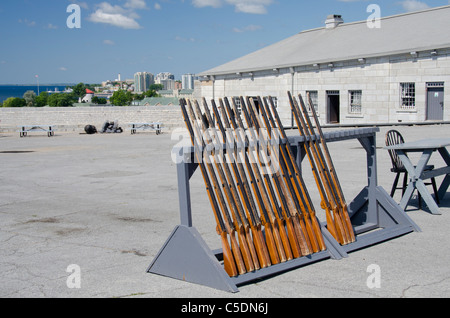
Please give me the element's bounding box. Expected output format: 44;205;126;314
385;130;405;171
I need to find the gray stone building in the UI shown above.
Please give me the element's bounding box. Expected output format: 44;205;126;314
196;5;450;126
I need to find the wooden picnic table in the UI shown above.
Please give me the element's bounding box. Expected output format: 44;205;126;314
129;123;163;135
385;138;450;215
19;125;55;137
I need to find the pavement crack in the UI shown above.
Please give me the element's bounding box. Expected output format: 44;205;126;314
401;276;450;298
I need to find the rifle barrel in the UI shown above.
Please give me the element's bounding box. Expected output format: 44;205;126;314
303;93;356;243
288;92;344;244
179;98;239;277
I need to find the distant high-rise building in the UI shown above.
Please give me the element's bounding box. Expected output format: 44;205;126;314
182;74;195;90
155;72;175;83
160;79;176;90
134;72;154;93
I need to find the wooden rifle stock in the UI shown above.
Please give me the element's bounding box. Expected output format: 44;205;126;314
184;99;248;275
247;96;310;257
293;94;349;245
214;98;272;268
231;96;289;263
261;96;326;253
257;96;315;254
302;93;356;243
240;96;294;260
287;92;344;244
191;100;257;272
223;97;282;265
179;98;239;277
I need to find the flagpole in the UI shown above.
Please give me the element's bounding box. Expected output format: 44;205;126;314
36;75;40;95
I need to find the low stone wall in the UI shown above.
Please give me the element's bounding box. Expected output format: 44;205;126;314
0;106;184;133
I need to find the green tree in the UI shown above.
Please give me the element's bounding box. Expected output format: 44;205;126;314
48;93;74;107
71;83;87;99
91;96;100;104
149;84;164;91
97;97;107;105
23;90;37;107
144;89;160;98
3;97;26;107
35;92;49;107
91;96;107;105
110;90;132;106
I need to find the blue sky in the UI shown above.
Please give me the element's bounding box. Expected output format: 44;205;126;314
0;0;449;84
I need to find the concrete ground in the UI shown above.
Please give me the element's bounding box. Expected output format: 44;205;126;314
0;123;449;298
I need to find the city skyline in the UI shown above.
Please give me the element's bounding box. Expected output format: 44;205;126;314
1;0;449;84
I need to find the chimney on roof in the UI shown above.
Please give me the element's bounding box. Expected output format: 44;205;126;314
325;14;344;29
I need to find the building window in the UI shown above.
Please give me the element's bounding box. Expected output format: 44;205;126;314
270;97;278;109
306;91;318;112
232;97;242;116
400;83;416;109
349;90;362;114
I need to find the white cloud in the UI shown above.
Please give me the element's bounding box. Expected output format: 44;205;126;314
400;0;430;12
88;1;147;29
191;0;273;14
175;35;197;42
192;0;222;8
46;23;58;29
18;18;36;27
233;24;262;33
226;0;273;14
103;39;115;45
124;0;147;10
154;3;161;10
69;1;89;10
59;67;68;71
89;10;141;29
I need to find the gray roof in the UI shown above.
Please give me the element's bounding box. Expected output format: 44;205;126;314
199;5;450;77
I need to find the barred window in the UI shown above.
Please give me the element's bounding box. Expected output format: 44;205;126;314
306;91;318;112
349;90;362;114
232;97;242;116
400;83;415;109
270;97;278;109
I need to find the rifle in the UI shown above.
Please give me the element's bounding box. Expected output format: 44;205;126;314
301;93;355;243
257;95;316;254
239;96;295;260
222;97;284;265
212;98;272;268
229;96;291;263
191;99;258;272
196;98;270;270
246;96;311;257
179;98;241;276
293;94;350;244
287;92;345;244
262;96;326;252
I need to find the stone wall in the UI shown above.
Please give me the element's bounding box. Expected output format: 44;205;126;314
0;105;185;133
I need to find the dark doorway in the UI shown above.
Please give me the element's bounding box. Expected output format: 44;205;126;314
426;83;444;121
327;91;340;124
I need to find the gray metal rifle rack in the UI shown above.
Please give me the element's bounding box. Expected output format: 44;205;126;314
147;127;420;293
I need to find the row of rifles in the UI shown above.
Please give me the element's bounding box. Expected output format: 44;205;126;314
179;92;355;277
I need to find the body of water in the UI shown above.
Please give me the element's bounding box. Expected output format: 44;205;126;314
0;85;73;103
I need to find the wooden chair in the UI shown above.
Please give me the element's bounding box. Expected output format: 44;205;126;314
385;130;440;208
